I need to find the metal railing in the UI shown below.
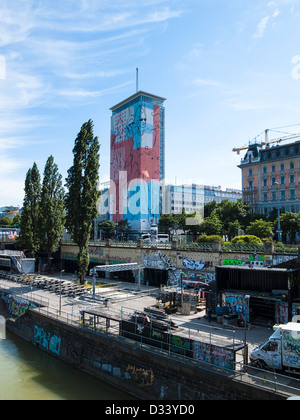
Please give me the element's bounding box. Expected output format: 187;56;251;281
29;302;300;398
62;239;299;254
0;284;49;308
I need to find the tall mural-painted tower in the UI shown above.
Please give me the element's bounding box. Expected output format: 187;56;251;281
110;91;166;232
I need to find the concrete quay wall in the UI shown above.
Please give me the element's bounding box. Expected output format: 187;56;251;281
6;308;285;401
61;241;294;275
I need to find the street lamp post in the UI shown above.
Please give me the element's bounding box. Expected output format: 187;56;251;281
93;268;96;300
274;182;282;242
243;294;250;370
59;269;65;315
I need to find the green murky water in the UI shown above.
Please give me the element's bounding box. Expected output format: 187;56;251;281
0;332;134;400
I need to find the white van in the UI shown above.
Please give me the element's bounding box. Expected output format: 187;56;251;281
157;234;169;243
140;233;151;242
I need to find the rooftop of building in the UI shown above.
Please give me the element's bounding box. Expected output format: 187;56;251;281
239;138;300;167
110;90;167;112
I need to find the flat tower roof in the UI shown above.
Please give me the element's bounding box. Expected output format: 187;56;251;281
110;90;166;111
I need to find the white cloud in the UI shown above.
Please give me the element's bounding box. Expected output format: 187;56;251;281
58;81;132;99
253;16;270;38
253;5;281;38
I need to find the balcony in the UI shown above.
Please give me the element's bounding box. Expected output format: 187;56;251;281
242;186;257;192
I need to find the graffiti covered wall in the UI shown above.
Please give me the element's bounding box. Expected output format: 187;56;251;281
33;325;61;356
4;294;33;318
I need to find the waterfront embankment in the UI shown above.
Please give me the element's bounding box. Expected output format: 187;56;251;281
1;272;299;400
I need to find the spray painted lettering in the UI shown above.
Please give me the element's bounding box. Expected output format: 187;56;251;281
192;341;234;370
182;258;205;271
33;325;61;356
125;364;154;387
282;330;300;368
5;295;31;318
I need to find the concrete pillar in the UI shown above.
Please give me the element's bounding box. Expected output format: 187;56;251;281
213;241;221;252
171;240;178;250
264;241;274;255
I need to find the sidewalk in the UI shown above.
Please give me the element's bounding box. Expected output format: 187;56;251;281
0;272;272;353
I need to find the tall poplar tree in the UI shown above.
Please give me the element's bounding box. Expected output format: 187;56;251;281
19;162;41;254
65;120;100;284
39;155;65;262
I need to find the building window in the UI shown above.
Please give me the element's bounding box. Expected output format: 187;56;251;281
263;192;268;201
263;178;268;187
272;191;277;201
271;165;276;172
271;177;276;186
290;162;295;170
290;190;295;199
280;163;285;171
263;166;267;174
248;169;253;176
290;174;295;184
248;180;253;188
281;190;286;200
280;176;285;185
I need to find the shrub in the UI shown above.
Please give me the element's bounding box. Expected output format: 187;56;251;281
197;234;224;243
231;235;263;244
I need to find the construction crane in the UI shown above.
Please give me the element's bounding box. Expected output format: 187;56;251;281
233;128;300;155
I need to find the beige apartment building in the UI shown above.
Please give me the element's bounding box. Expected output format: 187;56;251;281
239;140;300;215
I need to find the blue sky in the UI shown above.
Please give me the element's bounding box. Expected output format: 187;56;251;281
1;0;300;207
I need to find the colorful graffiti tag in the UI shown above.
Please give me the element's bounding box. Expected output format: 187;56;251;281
182;258;205;271
33;325;61;356
91;358;155;388
5;295;32;318
125;364;155;387
225;294;249;322
275;301;289;325
282;330;300;368
192;341;234;370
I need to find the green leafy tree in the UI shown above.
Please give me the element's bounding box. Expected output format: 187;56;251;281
98;220;116;239
198;211;223;236
116;218;132;239
19;162;41;254
39;156;65;262
245;218;274;239
215;199;249;232
158;214;174;234
280;212;300;243
174;210;187;233
227;220;242;240
0;216;13;226
185;210;203;239
65;120;100;284
204;200;218;218
12;215;20;226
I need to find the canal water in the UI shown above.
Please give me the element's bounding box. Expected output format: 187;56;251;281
0;332;135;400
